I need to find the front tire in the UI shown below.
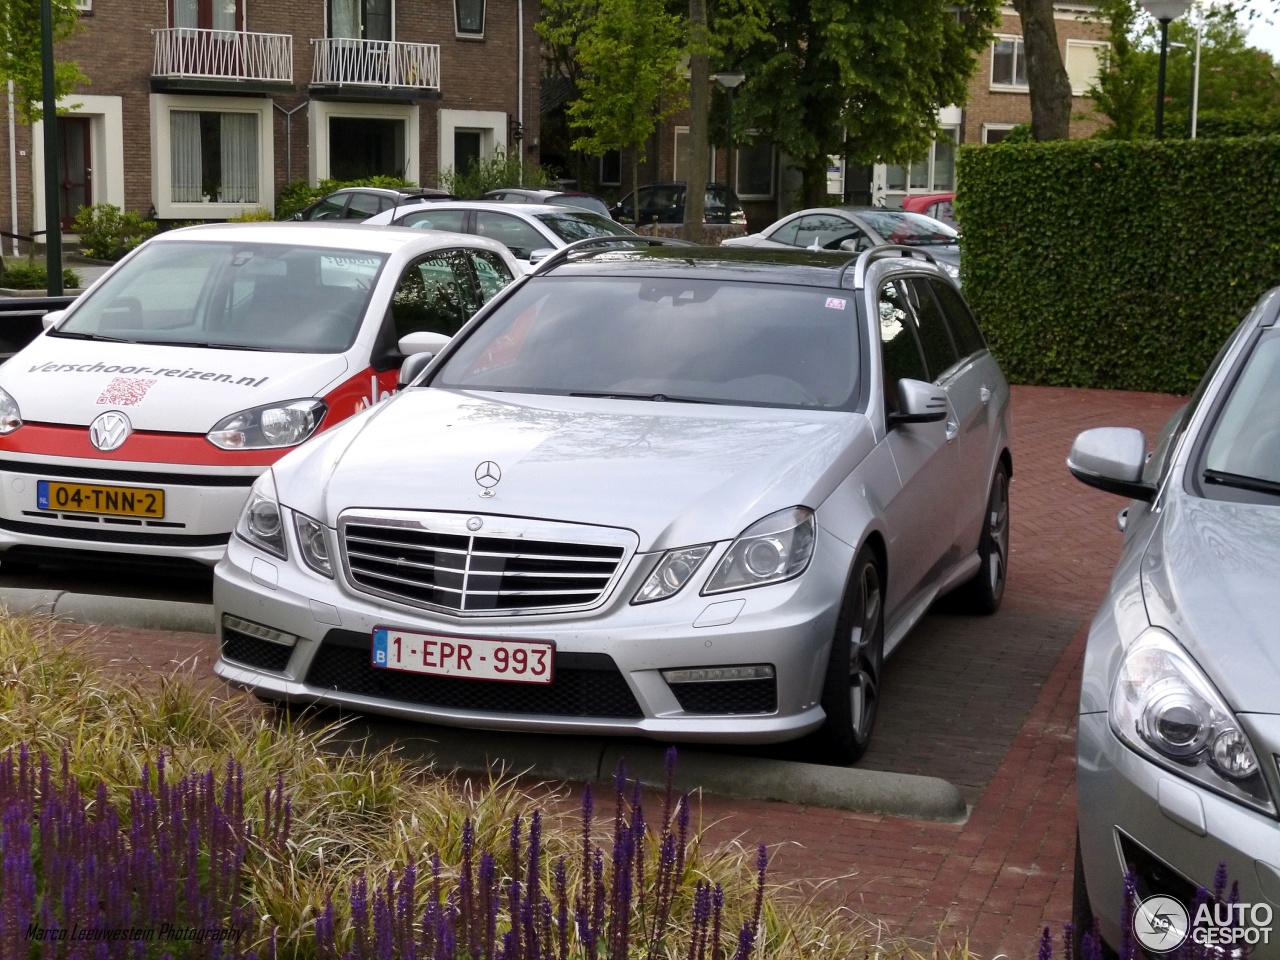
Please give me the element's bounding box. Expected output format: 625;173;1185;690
954;461;1009;614
814;548;885;765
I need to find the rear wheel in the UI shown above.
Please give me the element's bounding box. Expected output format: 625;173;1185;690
814;548;884;765
954;462;1009;614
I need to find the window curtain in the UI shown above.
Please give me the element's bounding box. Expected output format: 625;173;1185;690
219;112;258;203
173;0;198;27
329;0;359;37
170;110;202;202
212;0;237;30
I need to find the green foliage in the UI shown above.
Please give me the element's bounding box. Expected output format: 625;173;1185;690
438;145;555;198
0;258;80;290
70;204;157;261
956;136;1280;394
0;0;88;123
999;123;1034;144
227;207;274;222
274;175;415;220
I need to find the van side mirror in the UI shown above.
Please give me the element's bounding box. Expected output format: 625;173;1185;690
398;330;450;356
1068;427;1156;501
41;310;66;331
887;379;948;426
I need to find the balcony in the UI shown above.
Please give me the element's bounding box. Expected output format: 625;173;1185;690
310;38;441;99
152;27;293;91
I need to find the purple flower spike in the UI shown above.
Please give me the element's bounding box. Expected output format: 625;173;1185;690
1038;926;1053;960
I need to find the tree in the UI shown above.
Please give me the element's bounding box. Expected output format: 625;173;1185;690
1012;0;1074;139
0;0;87;124
731;1;999;206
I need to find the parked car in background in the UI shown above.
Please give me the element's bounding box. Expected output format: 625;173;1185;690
482;188;612;219
214;241;1010;765
0;222;517;568
293;186;457;222
1068;285;1280;955
722;208;961;283
902;193;957;231
610;183;747;226
363;201;636;272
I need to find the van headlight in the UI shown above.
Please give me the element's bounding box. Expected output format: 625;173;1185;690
207;399;326;450
0;387;23;434
294;512;333;577
234;473;286;559
1111;628;1273;813
702;507;815;594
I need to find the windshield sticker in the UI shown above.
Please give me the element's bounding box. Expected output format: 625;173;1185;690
27;361;269;388
97;377;156;406
825;297;847;310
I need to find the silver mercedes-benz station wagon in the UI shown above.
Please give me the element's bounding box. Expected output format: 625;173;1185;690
213;242;1011;763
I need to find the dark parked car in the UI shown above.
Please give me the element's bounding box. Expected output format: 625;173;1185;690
293;186;457;222
610;183;746;226
482;188;612;218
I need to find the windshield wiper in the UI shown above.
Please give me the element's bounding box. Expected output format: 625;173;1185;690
46;331;130;343
569;391;721;404
1202;468;1280;497
142;340;271;351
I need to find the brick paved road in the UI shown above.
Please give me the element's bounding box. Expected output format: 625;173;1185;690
50;384;1186;958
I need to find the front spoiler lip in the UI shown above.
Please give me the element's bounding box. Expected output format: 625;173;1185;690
214;658;827;744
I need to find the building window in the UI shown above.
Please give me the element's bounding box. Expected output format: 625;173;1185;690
991;36;1028;89
455;0;485;36
1066;40;1109;96
599;150;621;186
170;110;259;203
329;0;391;40
884;126;957;193
735;137;774;199
75;0;92;11
982;123;1017;144
170;0;243;30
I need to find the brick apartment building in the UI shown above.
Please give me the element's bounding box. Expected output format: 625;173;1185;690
1;0;540;245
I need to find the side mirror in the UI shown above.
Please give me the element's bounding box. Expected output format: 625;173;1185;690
398;330;450;356
527;248;556;265
397;351;436;389
290;211;304;221
887;379;948;426
1067;427;1156;501
41;309;67;331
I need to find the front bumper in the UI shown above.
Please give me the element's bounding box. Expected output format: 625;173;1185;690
213;524;854;742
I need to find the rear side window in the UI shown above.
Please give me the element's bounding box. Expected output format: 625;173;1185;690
399;209;467;233
928;279;987;358
903;279;960;381
878;281;927;413
768;218;801;246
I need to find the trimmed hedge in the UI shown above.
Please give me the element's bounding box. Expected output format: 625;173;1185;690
955;136;1280;395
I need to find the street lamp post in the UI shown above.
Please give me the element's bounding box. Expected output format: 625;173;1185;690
1141;0;1193;139
712;71;745;195
40;0;62;296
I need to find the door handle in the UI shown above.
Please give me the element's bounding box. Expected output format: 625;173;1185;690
945;421;958;442
979;385;991;404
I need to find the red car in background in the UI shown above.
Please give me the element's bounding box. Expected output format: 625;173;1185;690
902;193;957;230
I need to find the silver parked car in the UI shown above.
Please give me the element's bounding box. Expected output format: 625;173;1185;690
1070;286;1280;955
213;243;1011;763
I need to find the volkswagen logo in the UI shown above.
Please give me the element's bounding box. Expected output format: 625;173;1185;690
466;516;484;532
474;461;501;498
88;411;132;452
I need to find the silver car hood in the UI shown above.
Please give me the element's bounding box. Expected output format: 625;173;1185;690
1141;492;1280;713
274;388;875;552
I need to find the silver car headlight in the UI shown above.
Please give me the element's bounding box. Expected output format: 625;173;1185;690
1110;628;1273;813
207;399;326;450
294;512;333;577
0;386;23;434
234;473;286;559
702;507;815;595
632;544;713;604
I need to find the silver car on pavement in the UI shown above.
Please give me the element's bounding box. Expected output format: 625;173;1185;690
214;243;1011;763
1070;285;1280;956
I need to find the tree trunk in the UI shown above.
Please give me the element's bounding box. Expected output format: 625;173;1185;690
1012;0;1073;140
802;157;828;207
682;0;709;243
632;148;642;227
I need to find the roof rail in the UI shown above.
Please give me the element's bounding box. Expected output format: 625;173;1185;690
530;234;697;276
845;244;939;290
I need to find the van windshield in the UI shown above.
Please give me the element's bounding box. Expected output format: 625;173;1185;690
53;241;386;352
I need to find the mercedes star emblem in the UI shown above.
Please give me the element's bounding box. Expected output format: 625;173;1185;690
466;516;484;532
88;411;132;452
474;461;501;498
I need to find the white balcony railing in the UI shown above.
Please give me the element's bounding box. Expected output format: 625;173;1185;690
152;27;293;83
310;37;441;91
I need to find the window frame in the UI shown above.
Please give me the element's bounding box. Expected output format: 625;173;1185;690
1065;39;1110;96
982;123;1018;145
734;134;775;200
454;0;486;38
990;35;1029;91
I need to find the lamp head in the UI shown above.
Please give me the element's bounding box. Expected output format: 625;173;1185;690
712;70;747;89
1140;0;1192;22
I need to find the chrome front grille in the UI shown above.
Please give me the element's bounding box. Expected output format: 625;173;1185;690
339;512;635;616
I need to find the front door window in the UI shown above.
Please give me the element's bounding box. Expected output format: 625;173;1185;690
391;250;481;339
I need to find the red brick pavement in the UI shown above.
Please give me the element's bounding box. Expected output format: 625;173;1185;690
48;384;1187;958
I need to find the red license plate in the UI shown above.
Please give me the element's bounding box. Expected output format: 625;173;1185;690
372;627;554;684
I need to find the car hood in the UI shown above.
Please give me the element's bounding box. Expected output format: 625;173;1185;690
274;389;875;552
1;335;350;432
1141;492;1280;713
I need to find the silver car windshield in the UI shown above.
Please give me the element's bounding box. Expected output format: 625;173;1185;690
1201;330;1280;496
532;211;633;243
433;277;860;409
53;241;385;352
856;211;958;247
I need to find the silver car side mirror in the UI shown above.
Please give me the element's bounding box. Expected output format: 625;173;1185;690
1067;427;1157;502
888;379;948;426
397;352;435;390
527;248;556;265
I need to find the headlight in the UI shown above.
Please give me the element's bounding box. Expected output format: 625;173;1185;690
294;512;333;577
702;507;815;595
632;544;713;604
1110;628;1273;813
234;473;286;559
0;387;23;434
207;399;326;450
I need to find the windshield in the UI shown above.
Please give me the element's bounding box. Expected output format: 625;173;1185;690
55;241;384;352
433;277;860;410
1199;330;1280;499
533;211;633;243
856;210;958;247
550;194;612;217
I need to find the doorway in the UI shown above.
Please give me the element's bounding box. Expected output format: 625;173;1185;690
58;117;92;230
453;130;481;176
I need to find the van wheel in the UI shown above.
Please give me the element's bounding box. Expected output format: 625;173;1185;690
954;462;1009;614
814;548;884;765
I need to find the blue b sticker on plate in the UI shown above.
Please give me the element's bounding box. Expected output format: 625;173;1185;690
825;297;847;310
372;628;389;665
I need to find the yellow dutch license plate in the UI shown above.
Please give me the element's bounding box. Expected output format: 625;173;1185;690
37;480;165;519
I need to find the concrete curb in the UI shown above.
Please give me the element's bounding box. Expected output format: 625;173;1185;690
0;587;216;634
